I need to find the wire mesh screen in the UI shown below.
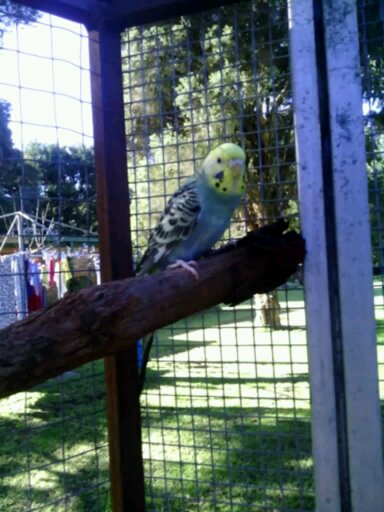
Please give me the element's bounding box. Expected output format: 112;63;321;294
0;5;109;510
123;1;313;510
358;0;384;463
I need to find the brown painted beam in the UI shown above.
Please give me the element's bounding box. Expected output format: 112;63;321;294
104;0;245;30
88;27;146;512
0;223;305;398
10;0;243;31
11;0;96;24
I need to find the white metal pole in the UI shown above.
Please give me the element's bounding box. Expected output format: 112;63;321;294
16;212;24;252
322;1;384;510
0;215;18;253
288;2;341;510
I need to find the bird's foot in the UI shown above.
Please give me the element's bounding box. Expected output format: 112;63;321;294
167;259;199;280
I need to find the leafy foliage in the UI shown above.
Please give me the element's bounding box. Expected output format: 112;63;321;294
366;134;384;268
0;100;26;217
0;107;97;235
358;1;384;106
359;1;384;267
122;0;384;269
0;0;40;42
24;143;97;234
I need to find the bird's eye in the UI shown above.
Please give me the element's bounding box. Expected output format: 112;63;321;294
217;157;222;164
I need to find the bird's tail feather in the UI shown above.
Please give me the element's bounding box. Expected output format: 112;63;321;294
138;332;156;393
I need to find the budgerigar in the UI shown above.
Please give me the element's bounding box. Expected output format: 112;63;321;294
136;142;247;391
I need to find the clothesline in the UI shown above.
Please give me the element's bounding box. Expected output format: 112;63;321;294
0;211;97;252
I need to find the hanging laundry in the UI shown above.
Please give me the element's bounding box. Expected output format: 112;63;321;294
0;254;29;327
0;256;18;328
48;257;55;287
26;258;43;312
11;253;28;320
0;248;100;322
90;253;101;285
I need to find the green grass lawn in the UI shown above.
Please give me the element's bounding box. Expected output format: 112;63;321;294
0;362;110;511
141;289;312;511
0;283;383;511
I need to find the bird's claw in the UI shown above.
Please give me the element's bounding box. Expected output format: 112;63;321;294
167;260;199;280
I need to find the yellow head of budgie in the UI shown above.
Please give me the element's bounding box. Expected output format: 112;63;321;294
200;143;246;197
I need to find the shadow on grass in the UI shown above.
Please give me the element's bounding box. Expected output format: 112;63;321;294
0;362;110;511
0;361;314;512
141;403;314;512
376;319;384;344
143;370;310;393
0;289;310;512
3;283;384;511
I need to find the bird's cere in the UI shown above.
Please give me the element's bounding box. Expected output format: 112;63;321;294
229;158;245;168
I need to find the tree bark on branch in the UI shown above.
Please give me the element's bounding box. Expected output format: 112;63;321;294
0;220;305;399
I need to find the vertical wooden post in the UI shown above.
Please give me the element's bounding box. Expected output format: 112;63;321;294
290;0;384;510
321;1;384;509
88;27;146;512
288;2;342;509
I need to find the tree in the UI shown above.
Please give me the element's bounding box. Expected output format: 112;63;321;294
0;0;40;45
358;1;384;268
0;100;34;223
0;100;13;157
24;143;97;234
0;0;39;34
123;0;384;326
0;0;41;227
123;1;294;326
0;99;95;238
367;145;384;270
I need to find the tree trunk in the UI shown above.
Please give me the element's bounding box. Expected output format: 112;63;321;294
254;290;282;329
242;94;297;329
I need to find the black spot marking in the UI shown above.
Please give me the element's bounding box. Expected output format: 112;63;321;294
169;218;177;226
223;187;227;192
217;157;222;163
215;182;220;188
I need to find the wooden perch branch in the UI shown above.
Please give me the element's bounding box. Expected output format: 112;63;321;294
0;220;305;399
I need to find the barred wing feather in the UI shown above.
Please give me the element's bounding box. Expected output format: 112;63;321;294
137;181;201;275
